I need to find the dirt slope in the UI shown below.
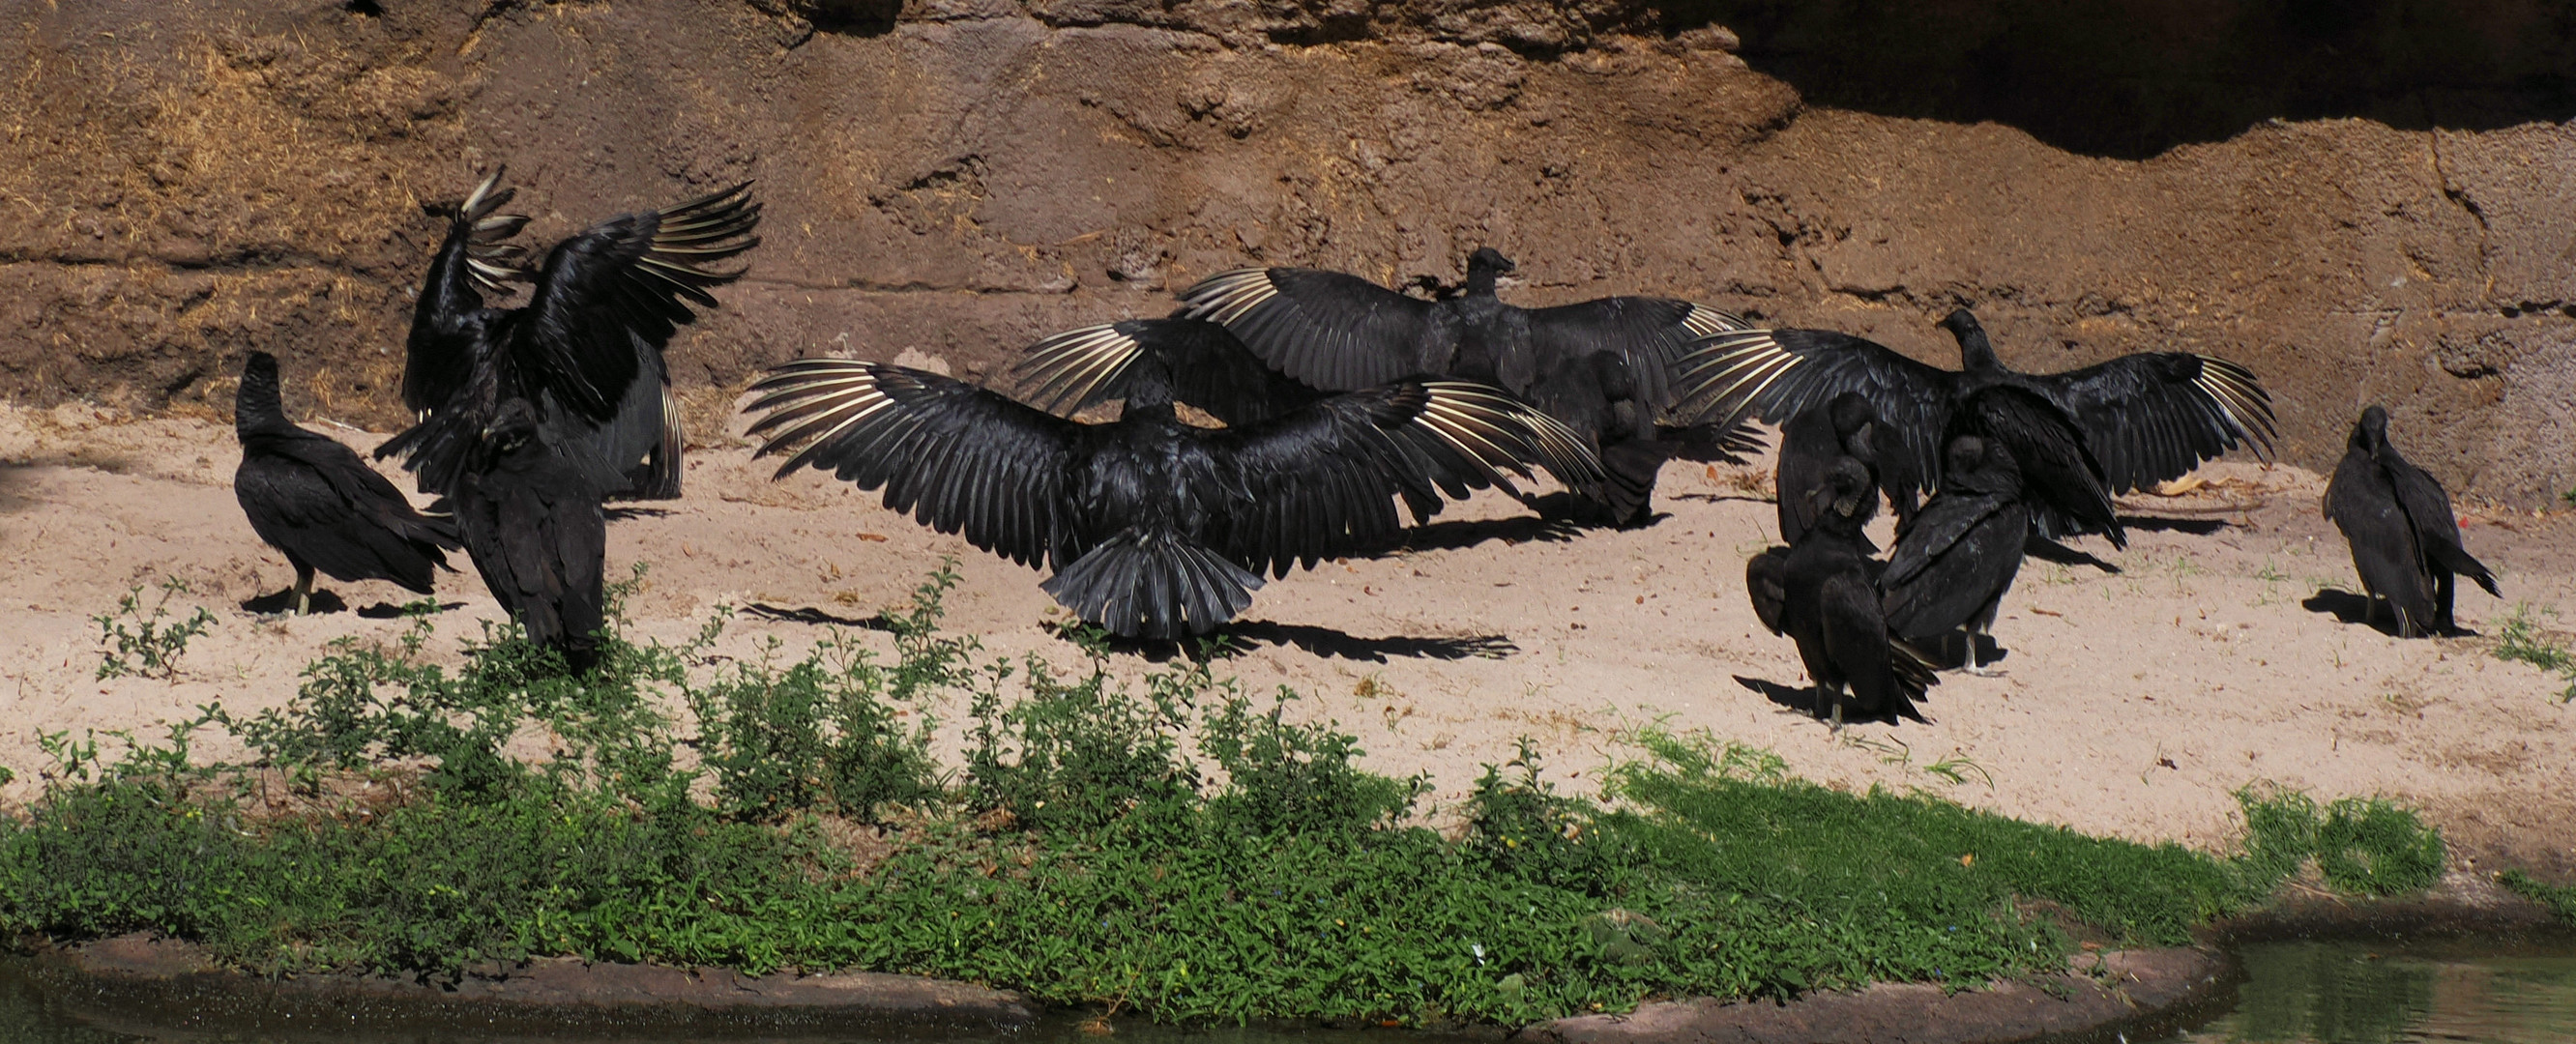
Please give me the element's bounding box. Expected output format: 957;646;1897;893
2;0;2571;501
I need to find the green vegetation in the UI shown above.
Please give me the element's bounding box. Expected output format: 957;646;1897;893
0;566;2460;1027
92;577;216;680
2500;870;2576;920
2494;604;2576;702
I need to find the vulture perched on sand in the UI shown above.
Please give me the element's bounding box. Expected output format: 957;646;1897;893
1680;306;2276;547
2323;405;2499;637
743;357;1603;639
1775;458;1937;726
233;352;460;616
1881;435;2033;675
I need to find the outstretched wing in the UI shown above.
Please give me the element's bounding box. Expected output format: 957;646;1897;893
1674;327;1962;493
1011;317;1327;425
743;360;1081;571
2017;352;2276;492
1522;296;1744;409
1211;381;1596;577
502;182;761;424
404;168;533;416
1176;267;1456;391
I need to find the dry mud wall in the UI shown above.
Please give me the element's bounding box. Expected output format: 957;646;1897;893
2;0;2571;502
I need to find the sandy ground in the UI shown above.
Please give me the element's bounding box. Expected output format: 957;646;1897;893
5;397;2574;877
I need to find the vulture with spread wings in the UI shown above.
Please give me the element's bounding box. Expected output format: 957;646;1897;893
388;170;760;499
233;352;461;616
2323;406;2499;638
1679;307;2276;545
743;358;1604;639
1097;247;1761;526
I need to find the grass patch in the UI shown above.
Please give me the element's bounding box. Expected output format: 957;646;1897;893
0;566;2459;1027
2494;604;2576;702
2500;870;2576;920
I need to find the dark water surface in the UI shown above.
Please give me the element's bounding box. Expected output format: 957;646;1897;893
2158;937;2576;1044
7;938;2576;1044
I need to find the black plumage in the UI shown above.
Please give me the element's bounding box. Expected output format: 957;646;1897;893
744;358;1604;639
1777;458;1938;726
2323;405;2500;637
446;397;609;673
1882;436;2033;675
392;169;761;500
1680;306;2275;544
1774;392;1919;547
1164;247;1762;525
233;352;461;616
1949;383;2125;549
1745;545;1789;636
1013;317;1608;503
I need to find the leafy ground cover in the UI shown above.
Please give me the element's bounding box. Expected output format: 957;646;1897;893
0;566;2460;1027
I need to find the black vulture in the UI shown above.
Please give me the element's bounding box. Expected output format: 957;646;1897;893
1882;436;2033;675
1165;247;1763;525
1679;305;2275;544
743;358;1604;639
2323;405;2499;637
1774;392;1920;547
392;168;761;500
1777;458;1938;727
444;397;609;673
1745;545;1790;636
1948;383;2124;548
233;352;461;616
1012;316;1609;501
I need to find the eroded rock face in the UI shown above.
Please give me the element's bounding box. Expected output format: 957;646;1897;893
1;0;2569;502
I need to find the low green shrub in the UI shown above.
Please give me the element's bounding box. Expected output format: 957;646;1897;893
0;565;2468;1027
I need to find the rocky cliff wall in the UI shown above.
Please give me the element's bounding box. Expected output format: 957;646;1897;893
2;0;2570;502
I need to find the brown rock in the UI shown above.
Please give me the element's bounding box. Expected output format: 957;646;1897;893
1;0;2571;504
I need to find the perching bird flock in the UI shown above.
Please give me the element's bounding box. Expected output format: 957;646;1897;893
227;170;2507;721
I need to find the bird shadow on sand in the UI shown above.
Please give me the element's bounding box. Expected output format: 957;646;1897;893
1668;492;1774;507
1735;675;1825;716
1220;621;1518;663
602;507;676;522
239;590;348;616
1400;513;1589;553
2024;535;2123;573
1910;632;2009;672
2301;589;2480;638
1042;620;1518;664
1734;675;1929;727
238;592;463;617
2117;513;2231;536
742;603;897;631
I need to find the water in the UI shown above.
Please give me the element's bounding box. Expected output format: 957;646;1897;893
2160;937;2576;1044
5;938;2574;1043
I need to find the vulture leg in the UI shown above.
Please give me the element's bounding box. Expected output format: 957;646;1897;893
292;562;317;617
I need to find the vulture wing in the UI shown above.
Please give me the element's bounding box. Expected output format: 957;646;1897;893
1176;267;1456;391
402;168;532;417
744;360;1082;571
1520;296;1744;409
1012;317;1327;425
2016;352;2276;493
1676;327;1962;494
